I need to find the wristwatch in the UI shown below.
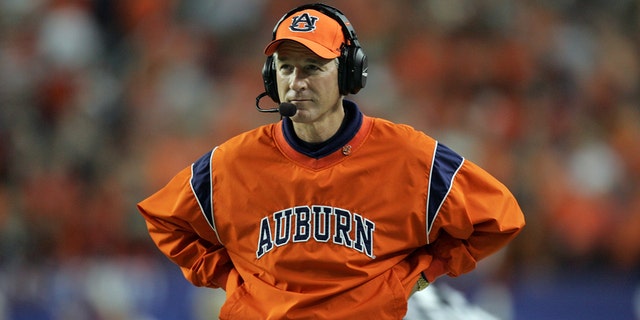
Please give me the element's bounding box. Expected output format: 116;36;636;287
416;273;429;291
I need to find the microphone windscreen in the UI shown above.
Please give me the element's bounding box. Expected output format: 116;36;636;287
278;102;297;117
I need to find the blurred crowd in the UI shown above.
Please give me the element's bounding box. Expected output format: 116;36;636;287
0;0;638;319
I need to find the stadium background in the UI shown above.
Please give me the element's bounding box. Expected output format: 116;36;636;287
0;0;638;319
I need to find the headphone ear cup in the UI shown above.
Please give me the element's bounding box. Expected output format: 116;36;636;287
339;46;368;95
350;47;367;94
262;55;280;103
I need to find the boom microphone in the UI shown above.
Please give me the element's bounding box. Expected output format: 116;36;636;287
255;92;298;117
278;102;297;117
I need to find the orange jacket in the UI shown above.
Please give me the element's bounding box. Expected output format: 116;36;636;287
138;103;524;319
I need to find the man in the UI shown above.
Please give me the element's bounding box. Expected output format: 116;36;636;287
137;3;525;319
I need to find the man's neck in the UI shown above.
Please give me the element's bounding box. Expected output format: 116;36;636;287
292;103;345;143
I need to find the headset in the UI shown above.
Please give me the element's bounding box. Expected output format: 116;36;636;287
261;3;368;103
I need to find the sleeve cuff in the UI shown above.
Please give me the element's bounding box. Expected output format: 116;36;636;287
423;258;447;283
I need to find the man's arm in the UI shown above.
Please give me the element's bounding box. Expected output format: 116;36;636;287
137;166;237;290
423;159;525;282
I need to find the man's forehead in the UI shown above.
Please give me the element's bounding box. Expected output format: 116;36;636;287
274;41;329;62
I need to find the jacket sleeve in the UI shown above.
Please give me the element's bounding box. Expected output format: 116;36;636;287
137;165;236;290
422;145;525;282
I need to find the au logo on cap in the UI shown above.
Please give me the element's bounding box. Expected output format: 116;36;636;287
289;13;318;32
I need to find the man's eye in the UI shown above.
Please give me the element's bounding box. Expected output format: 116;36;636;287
306;65;320;71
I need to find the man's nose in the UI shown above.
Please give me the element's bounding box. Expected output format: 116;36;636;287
289;68;307;91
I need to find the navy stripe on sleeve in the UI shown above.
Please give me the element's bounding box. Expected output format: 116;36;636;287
426;142;464;242
190;148;221;243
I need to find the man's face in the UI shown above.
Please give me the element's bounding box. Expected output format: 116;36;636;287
275;41;342;123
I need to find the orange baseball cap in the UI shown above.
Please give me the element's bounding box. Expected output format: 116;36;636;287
264;9;345;59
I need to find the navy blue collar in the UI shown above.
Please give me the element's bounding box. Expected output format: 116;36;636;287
282;100;363;159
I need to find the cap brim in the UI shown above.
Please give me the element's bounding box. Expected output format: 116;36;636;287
264;38;340;59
